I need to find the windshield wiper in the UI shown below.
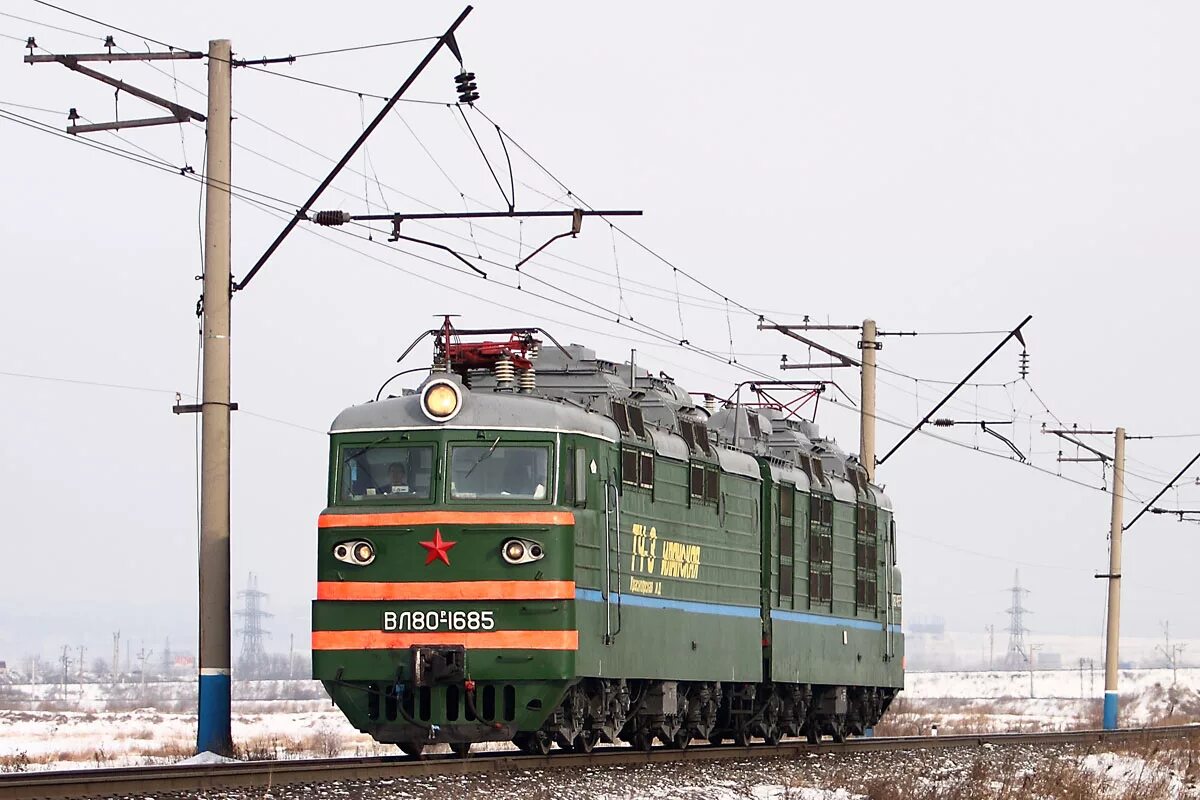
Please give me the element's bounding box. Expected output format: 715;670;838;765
342;436;389;463
463;436;502;479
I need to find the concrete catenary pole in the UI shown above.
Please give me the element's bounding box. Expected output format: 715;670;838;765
860;319;878;483
1102;427;1126;730
197;38;233;756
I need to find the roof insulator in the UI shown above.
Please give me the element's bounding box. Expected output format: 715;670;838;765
312;210;351;226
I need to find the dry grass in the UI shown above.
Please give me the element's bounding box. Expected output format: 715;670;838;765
0;751;30;773
776;733;1200;799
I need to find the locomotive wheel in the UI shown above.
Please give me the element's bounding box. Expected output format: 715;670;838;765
631;731;653;751
450;742;471;757
763;726;782;746
829;719;847;744
514;731;553;756
708;734;724;746
397;742;425;757
667;730;691;750
733;728;750;747
571;729;598;754
805;725;820;744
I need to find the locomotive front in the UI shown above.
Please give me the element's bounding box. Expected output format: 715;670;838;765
313;340;590;754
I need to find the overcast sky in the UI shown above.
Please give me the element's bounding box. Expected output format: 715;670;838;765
2;1;1199;669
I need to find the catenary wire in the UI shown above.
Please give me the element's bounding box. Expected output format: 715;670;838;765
5;62;1185;508
29;0;186;52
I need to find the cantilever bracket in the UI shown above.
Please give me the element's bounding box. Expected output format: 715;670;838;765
389;217;487;278
36;55;205;134
515;208;584;270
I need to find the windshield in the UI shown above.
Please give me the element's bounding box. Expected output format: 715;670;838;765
450;443;550;500
339;444;435;502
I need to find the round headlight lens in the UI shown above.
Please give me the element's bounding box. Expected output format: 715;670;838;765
422;380;461;421
503;539;527;564
354;542;375;564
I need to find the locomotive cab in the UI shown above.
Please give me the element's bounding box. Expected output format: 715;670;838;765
313;371;602;753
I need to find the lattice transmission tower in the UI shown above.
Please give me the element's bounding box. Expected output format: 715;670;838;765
1004;569;1031;669
235;573;272;678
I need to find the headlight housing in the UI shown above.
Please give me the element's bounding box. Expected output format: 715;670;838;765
420;379;463;422
501;538;544;565
334;539;375;566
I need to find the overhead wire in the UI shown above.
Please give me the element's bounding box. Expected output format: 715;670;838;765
290;37;440;60
2;104;1159;508
0;10;96;39
29;0;186;52
9;15;1191;509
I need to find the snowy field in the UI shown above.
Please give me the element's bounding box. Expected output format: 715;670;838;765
4;670;1200;768
876;668;1200;736
3;671;1200;799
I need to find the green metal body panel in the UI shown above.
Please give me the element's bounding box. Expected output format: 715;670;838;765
757;462;904;689
572;440;762;682
315;415;904;743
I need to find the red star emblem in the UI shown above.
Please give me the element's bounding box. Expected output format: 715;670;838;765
419;528;457;566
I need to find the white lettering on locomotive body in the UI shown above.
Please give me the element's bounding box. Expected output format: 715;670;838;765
381;609;496;632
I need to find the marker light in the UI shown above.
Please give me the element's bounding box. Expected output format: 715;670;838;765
421;379;462;422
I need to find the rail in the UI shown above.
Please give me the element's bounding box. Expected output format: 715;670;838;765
1;724;1195;800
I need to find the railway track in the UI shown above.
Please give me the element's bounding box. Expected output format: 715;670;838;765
2;725;1195;800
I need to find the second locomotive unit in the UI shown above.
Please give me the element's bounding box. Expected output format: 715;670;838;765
313;322;903;754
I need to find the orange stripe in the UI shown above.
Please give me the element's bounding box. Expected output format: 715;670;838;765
317;580;575;601
318;511;575;528
312;629;578;651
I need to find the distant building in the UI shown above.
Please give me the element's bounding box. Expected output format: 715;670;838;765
908;616;946;636
0;660;7;674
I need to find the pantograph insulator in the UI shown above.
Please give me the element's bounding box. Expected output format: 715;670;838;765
494;356;515;388
67;107;80;122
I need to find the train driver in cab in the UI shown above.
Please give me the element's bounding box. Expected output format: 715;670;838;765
386;462;409;495
502;452;546;499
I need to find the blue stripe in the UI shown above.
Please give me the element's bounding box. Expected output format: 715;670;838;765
574;589;902;633
575;588;760;619
1103;691;1119;730
197;673;232;754
771;608;901;633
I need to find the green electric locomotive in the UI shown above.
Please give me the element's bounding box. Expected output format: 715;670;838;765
313;323;903;755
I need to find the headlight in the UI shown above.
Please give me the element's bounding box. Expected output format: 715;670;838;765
501;538;544;565
334;539;375;566
421;379;462;422
503;540;526;563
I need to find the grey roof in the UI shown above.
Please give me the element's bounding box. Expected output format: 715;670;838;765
331;375;620;441
338;341;891;503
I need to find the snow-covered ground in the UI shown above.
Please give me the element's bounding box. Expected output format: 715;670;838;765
3;670;1200;782
877;668;1200;736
